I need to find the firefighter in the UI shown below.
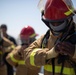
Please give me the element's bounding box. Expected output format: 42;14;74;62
24;0;76;75
0;34;15;75
6;25;40;75
0;24;17;75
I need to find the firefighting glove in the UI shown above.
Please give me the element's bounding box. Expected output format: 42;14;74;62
46;47;58;59
55;42;75;57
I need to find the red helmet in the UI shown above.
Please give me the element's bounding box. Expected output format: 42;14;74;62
20;26;38;38
40;0;75;22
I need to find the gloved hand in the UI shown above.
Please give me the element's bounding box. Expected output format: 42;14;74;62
55;42;75;57
46;47;58;59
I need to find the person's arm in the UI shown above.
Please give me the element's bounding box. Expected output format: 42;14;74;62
3;37;14;46
6;45;27;67
24;36;58;68
2;37;16;53
6;46;21;67
9;36;17;46
55;42;76;58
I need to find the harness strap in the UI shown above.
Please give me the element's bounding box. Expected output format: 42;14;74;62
58;55;66;75
52;58;55;75
41;29;50;48
60;61;65;75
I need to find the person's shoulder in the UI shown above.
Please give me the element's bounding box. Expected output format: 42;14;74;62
7;35;17;45
7;35;15;40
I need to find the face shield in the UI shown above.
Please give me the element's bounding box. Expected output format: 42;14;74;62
37;0;47;12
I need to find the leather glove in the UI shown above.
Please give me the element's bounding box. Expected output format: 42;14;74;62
55;42;75;57
46;47;58;59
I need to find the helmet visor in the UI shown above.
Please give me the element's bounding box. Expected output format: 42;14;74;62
37;0;47;12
